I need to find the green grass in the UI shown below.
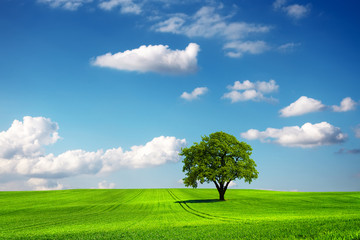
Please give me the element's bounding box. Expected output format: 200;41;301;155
0;189;359;239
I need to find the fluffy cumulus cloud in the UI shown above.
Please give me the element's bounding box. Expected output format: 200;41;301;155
0;116;186;189
98;0;141;14
273;0;311;19
332;97;357;112
91;43;199;74
229;79;279;93
37;0;92;11
241;122;347;148
101;136;186;171
153;6;270;58
98;180;116;189
181;87;208;101
0;116;60;159
280;96;358;117
280;96;326;117
223;79;278;103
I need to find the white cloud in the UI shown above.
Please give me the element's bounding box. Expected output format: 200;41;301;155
154;6;270;40
241;122;346;148
280;96;326;117
37;0;92;11
101;136;186;171
273;0;311;20
38;0;142;13
181;87;208;101
23;149;104;178
229;80;255;90
91;43;199;74
0;116;60;159
224;41;269;58
223;90;265;103
228;79;279;93
332;97;357;112
281;96;357;117
98;0;141;14
153;6;270;58
254;79;279;93
27;178;64;190
155;15;186;33
284;4;310;19
98;180;116;189
0;116;186;181
223;79;278;103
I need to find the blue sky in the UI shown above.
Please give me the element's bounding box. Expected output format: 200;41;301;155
0;0;359;191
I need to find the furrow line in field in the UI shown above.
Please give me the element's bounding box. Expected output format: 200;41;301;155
74;189;143;214
123;189;144;204
7;190;145;231
7;209;103;232
105;189;144;212
168;189;241;222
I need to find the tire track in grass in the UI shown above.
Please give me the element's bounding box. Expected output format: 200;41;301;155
168;189;215;220
168;189;241;222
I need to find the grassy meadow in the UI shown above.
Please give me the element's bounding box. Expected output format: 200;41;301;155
0;189;359;239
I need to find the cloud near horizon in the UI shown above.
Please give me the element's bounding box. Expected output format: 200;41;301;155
91;43;199;74
241;122;346;148
27;178;64;190
98;180;116;189
0;117;186;189
223;79;278;103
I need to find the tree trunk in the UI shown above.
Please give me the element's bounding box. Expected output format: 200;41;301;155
219;190;225;201
214;181;230;201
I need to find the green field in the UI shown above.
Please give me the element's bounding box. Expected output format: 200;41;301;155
0;189;359;239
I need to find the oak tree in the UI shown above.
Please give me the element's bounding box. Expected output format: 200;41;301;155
180;131;258;201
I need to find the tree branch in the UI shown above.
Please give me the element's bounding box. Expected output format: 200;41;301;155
213;181;220;191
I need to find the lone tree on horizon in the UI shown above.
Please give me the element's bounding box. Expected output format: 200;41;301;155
180;131;258;201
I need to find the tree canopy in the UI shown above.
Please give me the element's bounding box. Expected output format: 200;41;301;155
180;131;258;200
